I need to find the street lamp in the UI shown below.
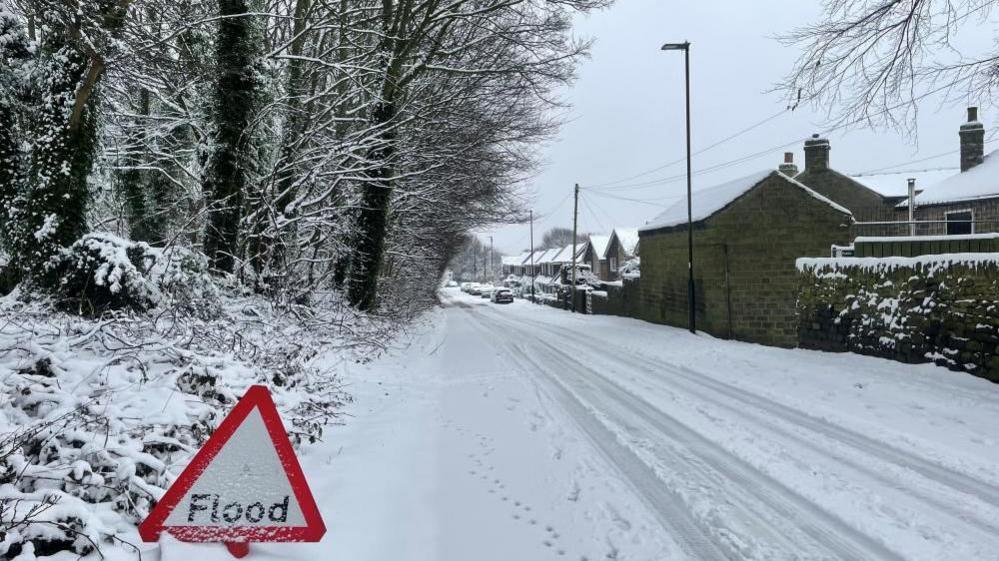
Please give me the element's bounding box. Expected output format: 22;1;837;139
661;41;696;335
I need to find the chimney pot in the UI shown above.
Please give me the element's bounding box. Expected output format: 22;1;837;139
778;152;799;176
960;107;985;172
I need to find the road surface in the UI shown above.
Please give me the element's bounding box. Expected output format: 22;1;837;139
261;288;999;561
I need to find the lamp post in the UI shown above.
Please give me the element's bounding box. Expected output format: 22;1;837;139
661;40;696;335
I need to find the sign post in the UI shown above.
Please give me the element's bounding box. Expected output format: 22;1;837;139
140;385;326;558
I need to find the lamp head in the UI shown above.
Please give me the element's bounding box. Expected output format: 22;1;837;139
661;41;690;51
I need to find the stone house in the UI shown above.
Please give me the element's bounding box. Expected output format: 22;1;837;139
785;136;908;236
605;228;639;280
901;108;999;236
638;170;853;347
582;235;611;280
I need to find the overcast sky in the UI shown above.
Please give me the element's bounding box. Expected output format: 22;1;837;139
479;0;995;255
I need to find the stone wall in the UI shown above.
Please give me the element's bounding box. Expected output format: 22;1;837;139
639;173;853;347
797;254;999;382
589;279;640;318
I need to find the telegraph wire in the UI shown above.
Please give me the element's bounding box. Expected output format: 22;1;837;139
583;108;790;189
580;74;978;193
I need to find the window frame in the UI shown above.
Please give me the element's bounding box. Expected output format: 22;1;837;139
945;208;974;235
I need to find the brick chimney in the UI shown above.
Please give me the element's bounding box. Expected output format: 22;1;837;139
778;152;798;176
960;106;985;172
804;134;830;171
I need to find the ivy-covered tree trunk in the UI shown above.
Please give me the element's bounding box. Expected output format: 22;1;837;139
203;0;259;273
7;40;99;277
347;100;397;310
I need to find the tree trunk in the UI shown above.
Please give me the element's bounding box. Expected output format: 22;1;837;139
203;0;258;273
121;89;154;242
346;101;397;310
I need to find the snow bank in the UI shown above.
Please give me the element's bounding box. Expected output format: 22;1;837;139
0;289;373;559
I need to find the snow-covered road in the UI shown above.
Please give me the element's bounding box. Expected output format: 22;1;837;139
155;288;999;561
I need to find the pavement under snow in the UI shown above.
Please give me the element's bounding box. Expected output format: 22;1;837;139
142;288;999;561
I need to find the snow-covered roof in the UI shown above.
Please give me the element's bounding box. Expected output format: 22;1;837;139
900;151;999;207
501;254;523;267
535;248;557;264
552;244;587;263
587;235;610;259
530;249;546;264
609;228;639;257
640;170;851;232
523;249;544;265
849;169;954;199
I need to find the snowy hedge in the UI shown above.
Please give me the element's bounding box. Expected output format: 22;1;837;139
797;254;999;381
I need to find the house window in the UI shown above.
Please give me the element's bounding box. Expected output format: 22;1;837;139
946;210;973;235
609;256;618;272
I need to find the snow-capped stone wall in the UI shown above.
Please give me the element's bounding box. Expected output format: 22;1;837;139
588;278;641;318
796;254;999;382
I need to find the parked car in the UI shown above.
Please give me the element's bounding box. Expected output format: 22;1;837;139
460;282;471;292
491;288;514;304
446;280;458;288
468;283;483;295
479;284;495;298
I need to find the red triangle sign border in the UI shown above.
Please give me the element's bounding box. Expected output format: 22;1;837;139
139;385;326;543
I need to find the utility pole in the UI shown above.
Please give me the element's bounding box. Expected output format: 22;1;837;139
662;40;696;334
489;235;494;281
907;178;916;236
570;183;579;313
529;210;536;303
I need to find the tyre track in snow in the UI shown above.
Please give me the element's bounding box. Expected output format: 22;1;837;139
498;308;999;512
463;306;903;561
459;307;733;561
488;310;999;541
517;333;905;561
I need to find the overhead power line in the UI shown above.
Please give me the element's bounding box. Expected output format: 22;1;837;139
583;108;790;189
581;74;978;194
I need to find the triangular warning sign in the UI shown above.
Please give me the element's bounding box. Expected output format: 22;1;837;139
140;385;326;544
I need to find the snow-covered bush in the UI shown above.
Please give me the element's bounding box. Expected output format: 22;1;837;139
619;257;640;279
41;233;158;314
145;245;222;319
31;233;221;317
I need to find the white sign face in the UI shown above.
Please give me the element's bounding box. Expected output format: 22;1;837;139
164;408;307;528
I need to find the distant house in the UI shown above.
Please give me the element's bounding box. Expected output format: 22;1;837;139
900;108;999;236
605;228;639;280
782;135;906;236
521;249;544;278
582;235;611;280
638;169;852;347
501;253;530;277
